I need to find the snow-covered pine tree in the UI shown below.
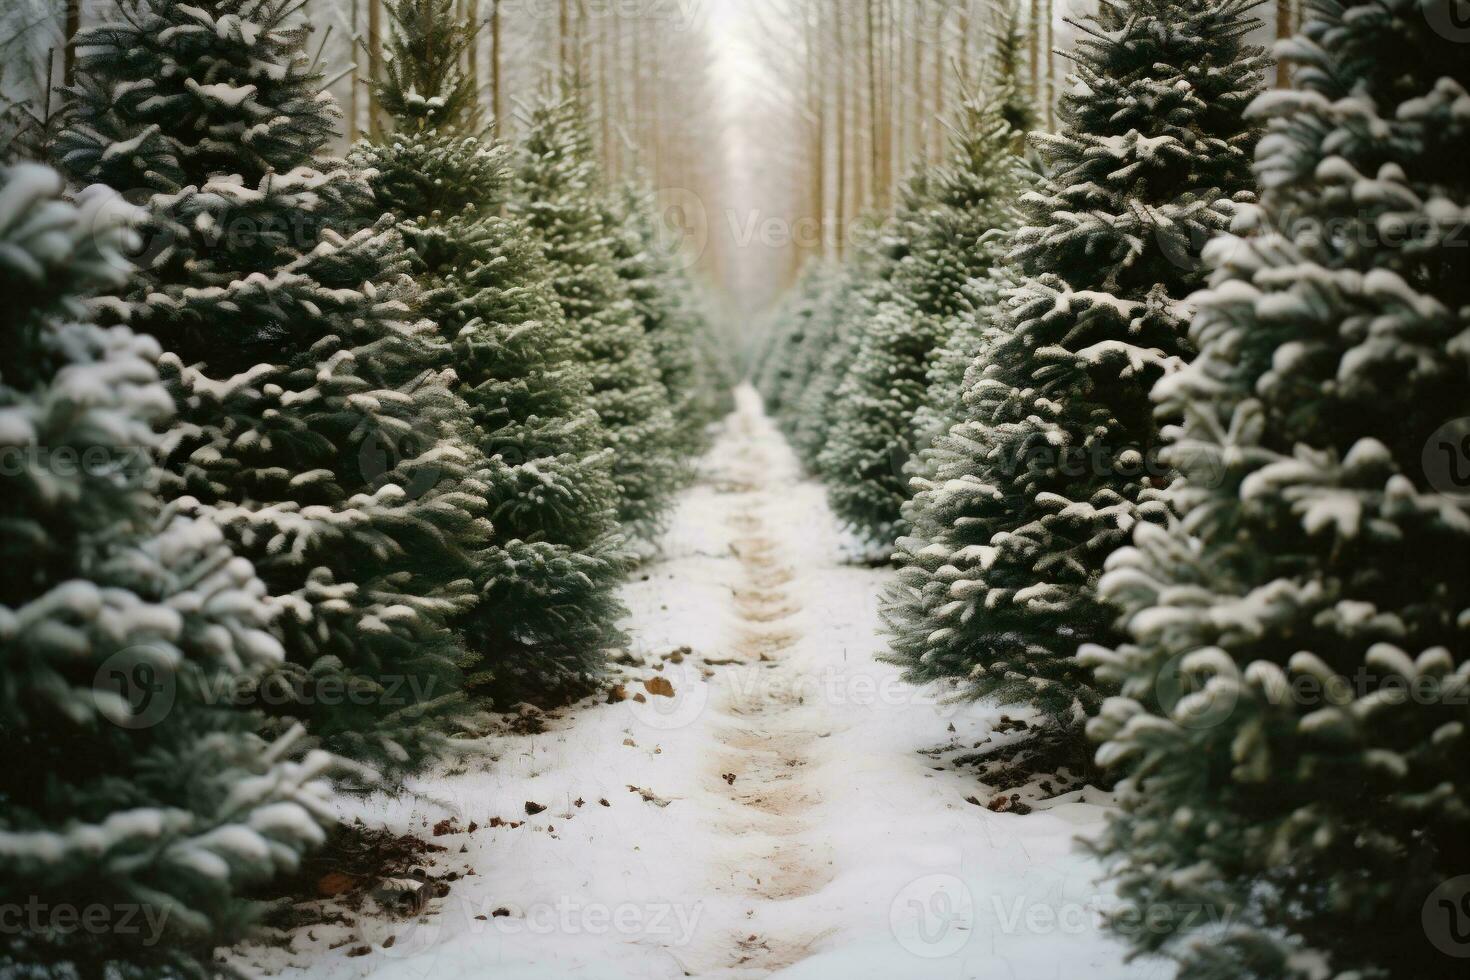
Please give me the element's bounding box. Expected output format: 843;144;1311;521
818;86;1028;543
0;80;58;166
511;88;681;537
909;6;1036;460
608;183;731;460
687;292;738;434
989;0;1034;145
354;0;628;705
769;183;934;479
907;272;1014;464
754;264;826;425
55;0;493;774
784;256;877;470
0;163;333;978
884;0;1266;725
1083;1;1470;975
816;294;942;539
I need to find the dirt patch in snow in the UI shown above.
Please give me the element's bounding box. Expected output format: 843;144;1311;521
252;822;451;930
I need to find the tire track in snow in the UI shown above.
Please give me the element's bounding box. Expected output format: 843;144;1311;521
696;405;837;975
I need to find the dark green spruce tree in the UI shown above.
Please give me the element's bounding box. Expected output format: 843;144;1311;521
55;0;493;774
511;88;681;538
353;0;627;704
0;163;332;979
608;183;731;461
1085;1;1470;976
909;5;1037;458
818;82;1030;543
754;261;833;427
772;185;930;476
782;256;877;471
884;0;1265;731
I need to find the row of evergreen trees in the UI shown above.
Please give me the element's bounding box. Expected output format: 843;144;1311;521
757;0;1470;976
1;0;731;974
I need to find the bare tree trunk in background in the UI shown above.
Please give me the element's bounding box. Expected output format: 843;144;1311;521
348;0;361;140
877;0;893;210
958;0;973;88
854;2;869;215
893;0;905;193
367;0;382;138
574;0;588;86
865;0;880;215
631;25;644;173
491;0;503;128
929;2;945;162
806;1;827;262
651;28;664;184
559;0;570;80
1276;0;1291;87
714;0;1045;305
916;2;929;166
1044;0;1054;129
834;0;848;258
1029;0;1040;109
63;0;80;84
609;9;624;180
598;11;612;177
467;0;480;108
620;8;633;182
454;0;468;103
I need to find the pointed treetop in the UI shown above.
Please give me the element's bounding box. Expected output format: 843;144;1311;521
377;0;483;134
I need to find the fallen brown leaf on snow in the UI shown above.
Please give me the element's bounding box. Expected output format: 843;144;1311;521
316;872;356;897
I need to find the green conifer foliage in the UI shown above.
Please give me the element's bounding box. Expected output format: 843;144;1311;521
0;163;332;979
818;90;1029;543
355;0;628;705
1084;1;1470;974
608;184;732;461
754;261;833;429
908;15;1037;461
783;257;878;471
761;183;926;475
511;90;681;537
56;0;492;773
884;0;1266;724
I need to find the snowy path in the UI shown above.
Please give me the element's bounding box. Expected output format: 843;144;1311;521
237;387;1160;980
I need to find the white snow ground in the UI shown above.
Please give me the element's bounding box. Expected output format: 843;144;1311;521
233;387;1164;980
